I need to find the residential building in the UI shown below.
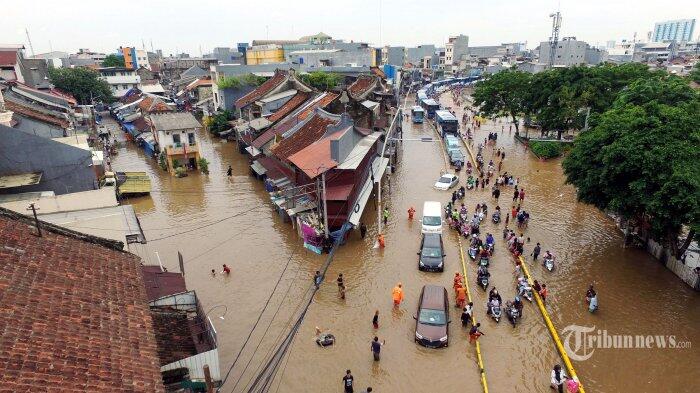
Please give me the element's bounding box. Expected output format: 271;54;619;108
150;112;202;174
30;51;70;68
72;48;107;63
210;47;245;64
635;41;679;62
677;41;700;57
120;46;151;70
606;40;645;63
0;124;97;195
653;19;696;43
161;57;218;81
286;42;375;67
538;37;604;66
1;82;78;137
0;45;25;83
445;35;469;73
0;207;165;392
246;44;286;65
98;67;141;97
237;43;249;63
346;74;392;129
381;46;405;66
235;69;313;119
406;45;437;68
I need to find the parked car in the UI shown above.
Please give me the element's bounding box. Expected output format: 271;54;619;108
449;150;465;167
418;233;445;272
444;135;460;153
434;173;459;190
414;285;450;348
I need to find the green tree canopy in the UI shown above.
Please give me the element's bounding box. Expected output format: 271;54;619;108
301;71;341;91
689;62;700;84
217;74;266;90
563;77;700;256
48;67;114;104
102;54;125;68
472;69;531;132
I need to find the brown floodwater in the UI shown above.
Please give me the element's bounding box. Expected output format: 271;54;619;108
111;92;699;393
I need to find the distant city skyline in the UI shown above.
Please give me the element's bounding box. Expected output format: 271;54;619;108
2;0;698;57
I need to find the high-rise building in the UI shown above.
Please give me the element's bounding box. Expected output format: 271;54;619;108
120;47;151;70
652;19;696;42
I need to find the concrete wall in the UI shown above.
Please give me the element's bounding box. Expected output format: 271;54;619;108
0;125;96;195
406;45;436;66
538;39;592;66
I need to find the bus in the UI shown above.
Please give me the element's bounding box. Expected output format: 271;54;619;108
421;98;440;119
417;90;428;102
435;110;459;137
411;106;425;123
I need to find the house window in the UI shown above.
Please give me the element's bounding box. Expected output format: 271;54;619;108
172;133;181;144
188;132;195;144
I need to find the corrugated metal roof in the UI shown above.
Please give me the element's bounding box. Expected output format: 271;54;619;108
150;112;201;131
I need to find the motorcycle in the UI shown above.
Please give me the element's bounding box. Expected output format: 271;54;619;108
544;257;555;272
488;303;502;323
492;212;500;223
485;242;495;254
477;273;489;290
588;295;598;313
517;283;533;302
479;256;490;267
507;305;519;327
468;246;478;260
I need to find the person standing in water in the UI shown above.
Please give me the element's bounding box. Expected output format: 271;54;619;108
372;310;379;329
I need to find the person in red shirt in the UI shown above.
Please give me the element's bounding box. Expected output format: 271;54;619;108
511;206;517;219
539;283;549;304
407;206;416;220
519;189;525;202
222;264;231;275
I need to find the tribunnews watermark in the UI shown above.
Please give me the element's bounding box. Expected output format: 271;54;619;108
562;325;692;361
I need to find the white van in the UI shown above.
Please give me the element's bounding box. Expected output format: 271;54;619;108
422;201;443;234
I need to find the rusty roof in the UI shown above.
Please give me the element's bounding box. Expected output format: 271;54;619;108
0;208;165;392
271;110;341;161
235;70;288;109
138;96;173;113
0;51;18;67
141;265;187;302
347;75;378;99
287;135;338;179
251;92;338;150
4;99;70;129
267;91;310;123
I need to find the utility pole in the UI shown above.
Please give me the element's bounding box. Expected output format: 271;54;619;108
203;365;214;393
27;203;41;237
548;11;562;68
321;171;329;238
25;28;35;57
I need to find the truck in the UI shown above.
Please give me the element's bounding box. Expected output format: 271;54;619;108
101;171;151;197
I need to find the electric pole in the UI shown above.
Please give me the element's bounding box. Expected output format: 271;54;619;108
27;203;41;237
25;28;35;57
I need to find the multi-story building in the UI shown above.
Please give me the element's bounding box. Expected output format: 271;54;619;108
246;44;285;65
120;47;151;70
538;37;604;66
98;67;141;97
381;46;405;66
406;45;437;68
444;35;469;74
286;42;375;67
73;48;106;63
653;19;696;43
150;112;202;175
161;57;218;81
210;47;244;64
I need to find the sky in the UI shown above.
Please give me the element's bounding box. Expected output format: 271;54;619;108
2;0;698;56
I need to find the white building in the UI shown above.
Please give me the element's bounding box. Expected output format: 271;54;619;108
98;67;141;97
444;35;469;74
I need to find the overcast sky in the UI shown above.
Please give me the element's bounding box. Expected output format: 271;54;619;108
2;0;698;56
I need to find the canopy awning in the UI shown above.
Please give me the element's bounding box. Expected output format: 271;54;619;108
245;146;262;157
347;157;389;226
0;172;43;189
250;160;267;176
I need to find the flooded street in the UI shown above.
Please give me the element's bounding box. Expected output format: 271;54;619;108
111;91;699;392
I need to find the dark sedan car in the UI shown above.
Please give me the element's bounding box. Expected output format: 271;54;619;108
414;285;450;348
418;233;445;272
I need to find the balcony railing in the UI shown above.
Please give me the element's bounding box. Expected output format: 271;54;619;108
166;142;198;155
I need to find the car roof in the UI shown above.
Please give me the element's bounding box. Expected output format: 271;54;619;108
440;173;456;177
423;233;442;248
421;285;447;310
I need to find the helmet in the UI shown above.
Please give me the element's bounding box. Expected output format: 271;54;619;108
515;296;521;302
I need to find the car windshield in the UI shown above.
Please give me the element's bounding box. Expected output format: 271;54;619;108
438;176;452;183
423;216;441;226
421;246;442;258
419;308;446;325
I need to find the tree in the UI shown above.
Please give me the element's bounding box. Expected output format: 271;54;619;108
472;70;531;133
301;71;341;91
48;67;114;104
217;76;242;90
102;54;125;67
688;62;700;84
216;74;266;90
207;110;234;135
563;77;700;257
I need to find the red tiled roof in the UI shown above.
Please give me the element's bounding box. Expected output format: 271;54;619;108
235;70;288;109
0;51;17;67
133;116;150;132
139;96;173;113
251;92;338;150
152;311;197;365
0;209;165;392
120;92;143;104
348;75;377;97
4;100;70;129
256;156;295;181
267;92;310;123
271;112;341;161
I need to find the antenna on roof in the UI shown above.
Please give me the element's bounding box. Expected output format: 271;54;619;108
25;28;35;57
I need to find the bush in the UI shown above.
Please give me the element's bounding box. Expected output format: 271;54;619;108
530;141;563;159
159;153;167;171
198;157;209;174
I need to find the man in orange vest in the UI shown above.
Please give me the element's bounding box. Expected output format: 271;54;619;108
378;233;385;248
392;283;404;307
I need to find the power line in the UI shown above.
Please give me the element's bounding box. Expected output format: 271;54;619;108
148;204;261;241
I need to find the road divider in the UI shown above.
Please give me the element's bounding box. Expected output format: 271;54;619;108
457;236;489;393
517;255;586;393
